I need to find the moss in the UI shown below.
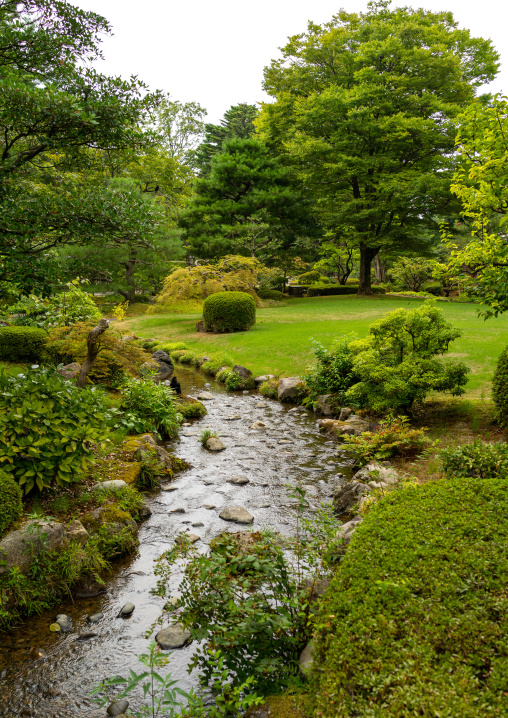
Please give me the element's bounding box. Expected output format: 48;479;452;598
259;378;279;399
0;470;23;537
177;397;207;419
245;695;305;718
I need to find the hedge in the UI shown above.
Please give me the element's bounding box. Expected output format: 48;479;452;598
257;289;285;301
203;291;256;333
0;326;47;362
309;474;508;717
493;346;508;425
307;285;386;297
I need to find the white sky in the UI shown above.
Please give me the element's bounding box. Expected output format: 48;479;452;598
73;0;507;124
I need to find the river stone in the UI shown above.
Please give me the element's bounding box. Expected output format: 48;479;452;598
254;375;274;385
202;504;216;510
77;631;98;641
224;415;241;421
0;519;66;575
107;699;130;717
227;475;250;485
151;350;174;383
233;364;252;379
55;614;72;632
333;481;371;515
299;640;315;675
336;516;364;545
161;484;179;491
339;407;352;421
254;402;268;408
197;392;214;400
205;437;226;451
177;532;200;544
277;377;303;402
315;394;337;416
250;421;268;430
64;519;89;546
88;612;104;623
219;506;254;524
352;461;399;485
171;507;186;513
156;624;191;650
138;501;152;519
91;479;128;491
192;521;204;527
119;602;135;617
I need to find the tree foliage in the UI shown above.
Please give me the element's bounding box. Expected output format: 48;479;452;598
194;103;258;175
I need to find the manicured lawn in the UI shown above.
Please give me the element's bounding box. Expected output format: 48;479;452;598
121;295;508;398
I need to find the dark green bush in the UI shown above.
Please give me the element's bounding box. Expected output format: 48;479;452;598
0;469;23;536
257;289;284;301
297;271;321;285
307;284;386;297
203;291;256;333
0;326;47;362
441;439;508;479
309;473;508;717
493;346;508;425
422;281;443;296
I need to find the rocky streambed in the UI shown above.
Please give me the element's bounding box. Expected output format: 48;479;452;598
0;367;354;718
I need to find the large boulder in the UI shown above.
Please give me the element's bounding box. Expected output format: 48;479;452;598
65;519;89;547
318;416;373;438
150;350;174;383
277;377;304;403
333;481;371;516
57;362;81;381
156;624;191;649
219;506;254;524
205;437;226;452
81;506;137;543
0;520;66;575
352;462;399;486
233;365;252;379
315;394;337;416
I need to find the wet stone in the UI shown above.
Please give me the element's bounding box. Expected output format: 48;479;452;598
197;392;214;400
219;506;254;524
177;533;200;544
205;437;226;451
161;484;179;492
227;475;250;485
202;504;216;510
88;612;104;624
119;602;135;617
192;521;204;527
107;699;129;716
55;614;72;632
171;507;186;513
156;624;191;650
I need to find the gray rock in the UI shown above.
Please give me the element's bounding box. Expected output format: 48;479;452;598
119;602;135;617
177;532;200;544
152;349;172;364
91;479;128;491
156;624;191;650
219;506;254;524
277;377;304;402
107;699;130;717
0;520;66;575
151;350;174;383
161;484;179;492
202;504;216;510
192;522;204;527
336;516;364;545
224;415;241;421
254;402;268;408
227;474;250;485
171;507;186;514
205;437;226;451
352;461;399;485
316;394;336;416
339;407;352;421
336;416;371;437
250;421;268;430
77;631;98;641
55;613;72;632
197;392;214;400
254;375;274;385
138;501;152;519
63;519;89;547
233;364;252;379
333;481;371;515
88;612;104;624
57;362;81;380
299;640;315;675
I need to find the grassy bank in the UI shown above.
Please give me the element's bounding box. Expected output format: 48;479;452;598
120;295;508;399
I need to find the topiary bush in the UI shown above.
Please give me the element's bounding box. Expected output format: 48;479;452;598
203;291;256;333
257;289;285;301
0;469;23;536
0;326;47;362
492;346;508;425
297;270;321;285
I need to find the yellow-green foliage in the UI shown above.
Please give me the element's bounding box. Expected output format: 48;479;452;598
0;469;23;536
148;255;263;313
44;322;151;387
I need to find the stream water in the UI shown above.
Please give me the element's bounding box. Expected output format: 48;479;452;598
0;368;351;718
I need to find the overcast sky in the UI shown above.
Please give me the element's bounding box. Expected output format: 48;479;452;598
73;0;507;124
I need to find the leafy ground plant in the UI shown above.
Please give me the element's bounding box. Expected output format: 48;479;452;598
343;414;432;463
119;378;182;439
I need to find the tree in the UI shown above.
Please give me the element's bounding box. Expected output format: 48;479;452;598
194;103;259;175
0;0;164;294
391;257;433;292
156;99;207;164
179;138;313;260
314;241;357;284
445;96;508;316
258;0;499;294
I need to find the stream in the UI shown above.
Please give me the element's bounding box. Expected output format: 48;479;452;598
0;367;351;718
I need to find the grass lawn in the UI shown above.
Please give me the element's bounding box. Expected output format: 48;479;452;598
120;295;508;399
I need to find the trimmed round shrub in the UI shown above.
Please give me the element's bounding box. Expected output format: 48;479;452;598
0;469;23;536
493;346;508;425
0;326;47;362
297;271;320;285
257;289;284;301
203;291;256;333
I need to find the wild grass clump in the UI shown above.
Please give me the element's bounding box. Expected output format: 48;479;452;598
199;429;219;446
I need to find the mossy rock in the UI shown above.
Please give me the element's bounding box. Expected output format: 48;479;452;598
245;695;305;718
176;396;207;419
81;505;138;558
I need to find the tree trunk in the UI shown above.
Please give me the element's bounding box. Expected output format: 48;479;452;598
76;318;109;388
373;254;387;283
358;243;380;295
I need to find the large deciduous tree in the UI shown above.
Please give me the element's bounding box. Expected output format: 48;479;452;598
258;0;498;294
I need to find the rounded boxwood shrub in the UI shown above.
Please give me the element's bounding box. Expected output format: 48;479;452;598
0;326;47;362
297;270;320;285
0;469;23;536
203;291;256;333
493;346;508;425
257;289;284;301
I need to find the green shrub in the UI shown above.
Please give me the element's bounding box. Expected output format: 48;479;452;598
259;378;279;399
319;276;331;283
441;439;508;479
257;289;285;301
0;326;47;362
156;341;188;353
216;367;233;383
309;473;508;717
9;282;101;328
203;291;256;333
201;353;234;377
307;284;386;297
297;270;321;285
0;469;23;536
304;337;358;405
343;415;431;463
492;346;508;425
0;366;116;492
225;371;255;391
422;281;443;296
119;377;182;439
170;349;197;365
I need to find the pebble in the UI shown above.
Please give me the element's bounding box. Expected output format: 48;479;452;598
107;699;129;717
156;624;191;650
118;602;135;617
197;392;214;400
76;632;98;641
219;506;254;524
224;415;242;421
88;612;104;624
192;522;204;527
161;484;179;491
202;504;216;510
171;507;186;513
55;614;72;632
227;474;250;485
255;402;268;408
